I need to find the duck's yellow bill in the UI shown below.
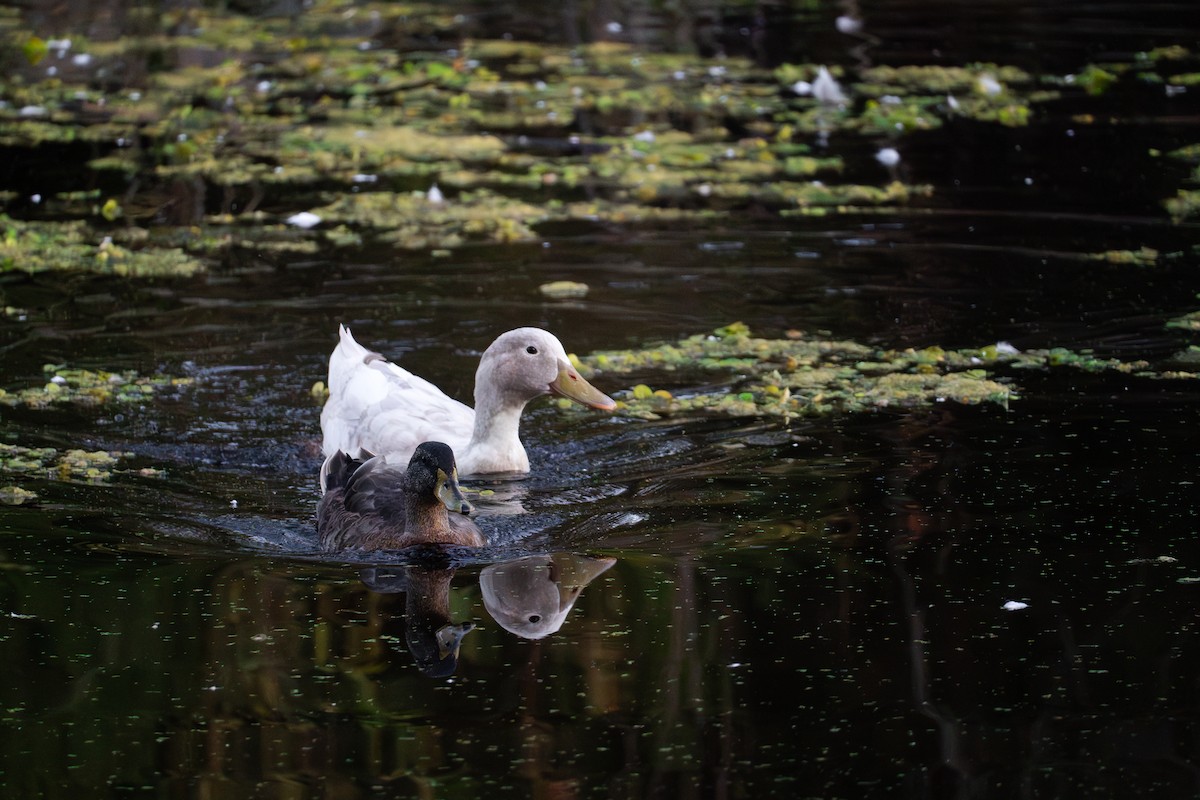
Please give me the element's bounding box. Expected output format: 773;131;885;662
550;362;616;411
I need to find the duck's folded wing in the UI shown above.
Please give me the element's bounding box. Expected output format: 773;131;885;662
322;326;474;458
342;455;409;517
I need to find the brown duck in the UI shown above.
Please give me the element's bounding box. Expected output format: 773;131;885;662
317;441;485;551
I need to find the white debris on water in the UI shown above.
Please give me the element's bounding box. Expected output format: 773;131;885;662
286;212;321;228
813;67;846;106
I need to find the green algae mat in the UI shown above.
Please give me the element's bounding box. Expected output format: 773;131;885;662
563;322;1197;421
2;2;1197;276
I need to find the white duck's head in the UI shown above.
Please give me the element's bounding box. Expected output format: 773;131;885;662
474;328;615;411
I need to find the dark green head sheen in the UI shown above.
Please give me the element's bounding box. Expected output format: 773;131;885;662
408;442;473;516
413;441;458;476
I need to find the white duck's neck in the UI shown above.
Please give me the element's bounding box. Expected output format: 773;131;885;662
465;392;529;473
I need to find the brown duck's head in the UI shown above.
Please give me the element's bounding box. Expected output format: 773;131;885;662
405;441;473;515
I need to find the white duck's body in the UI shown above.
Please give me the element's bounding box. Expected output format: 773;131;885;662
320;325;614;475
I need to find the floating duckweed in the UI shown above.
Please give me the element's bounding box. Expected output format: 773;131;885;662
778;181;934;211
314;125;506;164
0;444;56;474
1139;45;1191;62
1166;311;1200;331
539;281;589;299
57;449;126;481
1165;190;1200;222
0;485;38;505
0;0;1178;269
857;64;1032;94
1086;247;1159;266
857;97;943;133
0;365;193;409
715;322;751;337
100;198;122;221
308;190;544;248
1166;143;1200;162
574;324;1189;421
850;64;1047;129
0;215;206;276
1077;64;1119;95
0;443;132;482
22;35;48;66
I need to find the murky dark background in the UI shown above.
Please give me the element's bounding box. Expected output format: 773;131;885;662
2;1;1199;797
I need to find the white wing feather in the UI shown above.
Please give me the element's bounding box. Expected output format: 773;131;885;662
321;325;474;460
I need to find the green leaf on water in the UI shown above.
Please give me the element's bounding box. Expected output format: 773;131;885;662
23;36;48;66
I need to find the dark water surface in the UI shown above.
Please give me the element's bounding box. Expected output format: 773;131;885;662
2;1;1200;797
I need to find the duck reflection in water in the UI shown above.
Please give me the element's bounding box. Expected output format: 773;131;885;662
480;553;616;639
359;566;475;678
358;551;616;676
318;441;485;676
317;440;616;674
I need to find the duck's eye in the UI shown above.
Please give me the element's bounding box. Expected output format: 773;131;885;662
528;615;541;623
526;345;538;355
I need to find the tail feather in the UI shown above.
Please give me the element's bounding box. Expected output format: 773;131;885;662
319;449;369;494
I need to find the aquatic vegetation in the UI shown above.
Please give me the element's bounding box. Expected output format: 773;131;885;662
0;364;193;409
856;64;1033;95
1138;45;1192;63
0;0;1094;270
55;448;128;481
309;125;507;166
1166;143;1200;162
0;442;131;482
0;484;37;504
1158;143;1200;221
850;64;1049;130
777;181;932;212
0;215;206;276
539;281;589;299
1165;189;1200;222
1166;310;1200;332
307;190;543;248
1076;64;1119;96
0;444;58;475
0;362;183;485
855;96;943;134
570;323;1010;419
567;323;1189;421
1086;247;1160;266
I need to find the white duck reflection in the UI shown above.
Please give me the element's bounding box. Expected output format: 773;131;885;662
479;553;616;639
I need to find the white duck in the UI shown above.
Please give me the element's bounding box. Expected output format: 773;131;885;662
320;325;615;475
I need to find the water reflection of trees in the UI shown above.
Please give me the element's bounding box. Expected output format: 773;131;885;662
3;399;1197;794
864;406;1200;796
144;551;625;790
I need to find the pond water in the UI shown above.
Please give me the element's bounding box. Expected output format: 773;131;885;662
1;0;1199;797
